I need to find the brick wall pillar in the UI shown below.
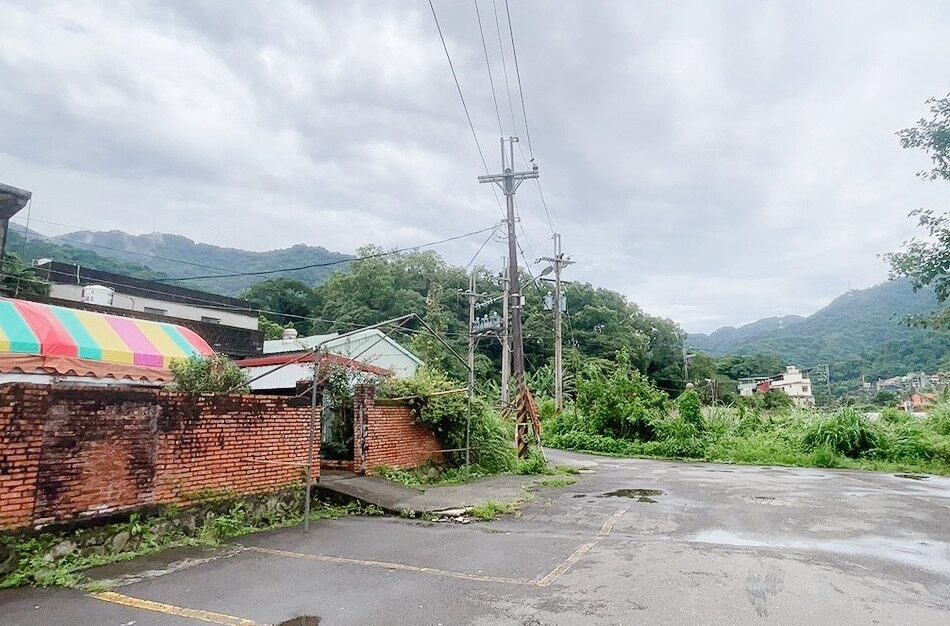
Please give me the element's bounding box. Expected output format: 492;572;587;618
352;384;376;475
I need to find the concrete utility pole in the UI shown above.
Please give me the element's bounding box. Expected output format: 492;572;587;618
479;137;538;457
683;349;695;386
462;269;480;468
466;269;477;399
540;233;573;411
500;257;511;408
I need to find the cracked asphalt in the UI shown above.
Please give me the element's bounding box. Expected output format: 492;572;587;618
2;449;949;625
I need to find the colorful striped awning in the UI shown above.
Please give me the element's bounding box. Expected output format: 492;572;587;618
0;298;214;371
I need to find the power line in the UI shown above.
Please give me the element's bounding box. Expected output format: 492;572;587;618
474;0;504;137
428;0;491;175
428;0;507;221
488;0;555;237
0;268;380;331
0;223;499;320
491;0;519;137
157;225;500;282
17;198;33;255
10;217;235;274
504;0;534;159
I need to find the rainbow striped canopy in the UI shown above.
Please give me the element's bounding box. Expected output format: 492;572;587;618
0;298;213;370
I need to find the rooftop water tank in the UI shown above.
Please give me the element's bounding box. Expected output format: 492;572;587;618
81;284;114;306
282;327;299;340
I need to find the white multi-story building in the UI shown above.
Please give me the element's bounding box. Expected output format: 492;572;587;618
35;260;262;357
738;366;815;407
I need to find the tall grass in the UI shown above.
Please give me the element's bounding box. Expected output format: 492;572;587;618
544;402;950;475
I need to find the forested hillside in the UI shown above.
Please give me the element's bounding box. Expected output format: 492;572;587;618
2;227;687;392
5;228;169;281
689;279;950;388
11;227;352;294
249;246;687;392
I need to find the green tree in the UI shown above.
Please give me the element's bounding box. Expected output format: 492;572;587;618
575;349;670;440
886;94;950;327
257;315;285;340
872;390;898;407
677;388;704;430
169;354;249;393
0;253;50;300
716;354;786;381
242;278;317;335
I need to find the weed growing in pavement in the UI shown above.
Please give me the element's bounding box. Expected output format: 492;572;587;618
469;501;519;521
0;498;375;590
537;476;577;488
373;450;557;488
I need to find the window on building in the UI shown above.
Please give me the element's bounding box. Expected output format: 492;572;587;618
144;307;167;316
802;385;810;393
201;316;221;324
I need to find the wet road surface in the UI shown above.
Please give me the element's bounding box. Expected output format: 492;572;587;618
2;450;949;625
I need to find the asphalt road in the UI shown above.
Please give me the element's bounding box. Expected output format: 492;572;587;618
3;450;950;625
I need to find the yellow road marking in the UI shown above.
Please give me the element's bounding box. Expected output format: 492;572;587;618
245;545;532;586
535;508;627;587
598;507;628;537
89;591;264;625
535;539;599;587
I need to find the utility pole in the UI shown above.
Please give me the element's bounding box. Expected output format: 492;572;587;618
463;268;480;469
500;257;511;408
683;349;695;386
479;137;539;458
466;269;477;399
541;233;573;411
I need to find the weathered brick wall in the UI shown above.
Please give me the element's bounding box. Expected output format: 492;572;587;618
0;384;318;531
353;386;444;474
0;386;46;531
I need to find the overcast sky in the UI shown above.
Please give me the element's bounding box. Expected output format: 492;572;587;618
2;1;949;332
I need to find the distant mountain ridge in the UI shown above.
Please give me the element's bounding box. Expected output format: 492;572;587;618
688;279;950;384
10;226;353;295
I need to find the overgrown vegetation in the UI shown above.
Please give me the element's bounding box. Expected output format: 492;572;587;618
543;352;950;475
0;252;50;299
378;368;519;477
547;403;950;474
0;493;378;590
468;501;519;521
168;354;250;393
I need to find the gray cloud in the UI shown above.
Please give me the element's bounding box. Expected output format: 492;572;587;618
2;0;949;332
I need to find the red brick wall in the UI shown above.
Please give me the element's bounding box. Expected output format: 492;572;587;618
353;386;444;474
0;384;318;531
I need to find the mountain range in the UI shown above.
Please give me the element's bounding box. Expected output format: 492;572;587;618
6;225;352;295
688;278;950;385
8;225;950;386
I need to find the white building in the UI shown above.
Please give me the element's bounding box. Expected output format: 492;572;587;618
262;328;423;378
34;260;262;357
238;327;424;394
738;366;815;407
38;261;257;330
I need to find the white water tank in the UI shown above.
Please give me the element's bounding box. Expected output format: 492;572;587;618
81;284;114;306
282;327;299;340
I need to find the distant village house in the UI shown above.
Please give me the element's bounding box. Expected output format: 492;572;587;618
737;365;815;407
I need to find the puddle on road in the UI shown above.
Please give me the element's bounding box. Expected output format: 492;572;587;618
573;494;587;498
277;617;321;626
598;488;664;503
895;473;928;481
